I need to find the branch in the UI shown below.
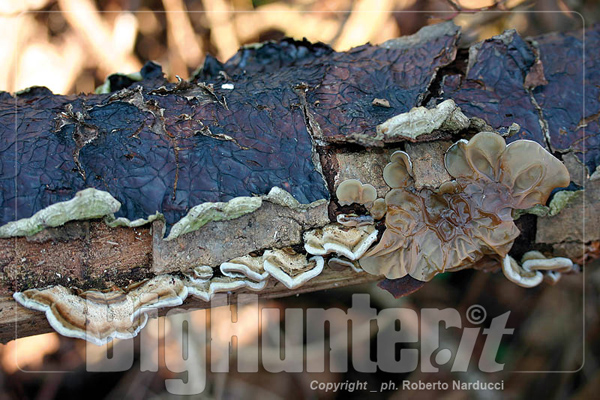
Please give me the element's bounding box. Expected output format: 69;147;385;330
0;22;597;343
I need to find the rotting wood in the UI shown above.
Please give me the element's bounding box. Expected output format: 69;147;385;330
0;22;597;343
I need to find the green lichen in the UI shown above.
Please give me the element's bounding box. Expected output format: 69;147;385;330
376;99;469;141
263;187;327;210
165;196;263;240
0;186;324;240
512;204;549;220
548;190;582;216
0;188;120;238
512;190;582;220
165;187;328;241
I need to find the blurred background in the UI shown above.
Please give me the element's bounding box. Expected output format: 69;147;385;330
0;0;598;399
0;0;598;95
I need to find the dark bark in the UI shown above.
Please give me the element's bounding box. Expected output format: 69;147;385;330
0;22;597;342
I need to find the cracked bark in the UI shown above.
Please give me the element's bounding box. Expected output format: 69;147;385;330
0;22;598;343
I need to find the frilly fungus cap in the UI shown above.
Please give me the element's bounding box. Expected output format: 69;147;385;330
444;132;570;209
359;131;570;281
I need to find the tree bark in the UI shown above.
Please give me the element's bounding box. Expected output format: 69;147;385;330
0;22;597;343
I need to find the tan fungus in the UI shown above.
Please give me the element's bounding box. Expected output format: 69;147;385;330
304;224;379;260
335;179;377;206
13;275;187;345
220;255;269;282
262;248;324;289
369;198;387;219
359;131;570;282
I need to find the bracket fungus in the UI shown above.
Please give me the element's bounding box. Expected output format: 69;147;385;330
220;255;270;282
13;275;188;345
328;257;363;273
0;188;121;238
185;276;268;302
502;251;574;288
369;198;387;220
13;271;273;344
263;249;325;289
188;265;214;281
357;131;571;285
304;224;379;261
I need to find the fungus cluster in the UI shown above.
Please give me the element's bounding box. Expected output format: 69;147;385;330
11;129;574;345
13;247;331;343
355;131;571;285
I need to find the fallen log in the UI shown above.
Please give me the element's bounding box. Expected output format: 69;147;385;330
0;22;597;344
